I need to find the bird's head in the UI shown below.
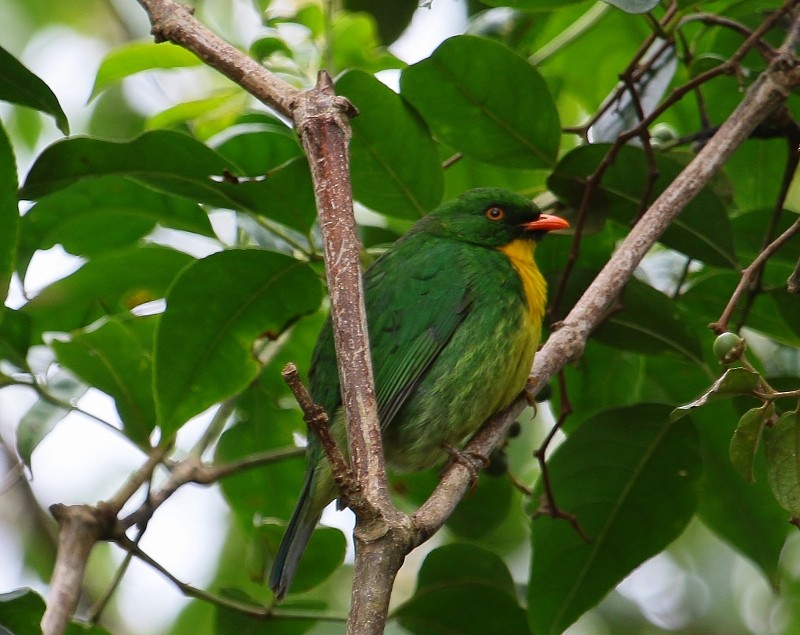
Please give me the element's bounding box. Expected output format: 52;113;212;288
429;188;569;248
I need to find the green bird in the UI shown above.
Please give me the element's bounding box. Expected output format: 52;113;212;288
269;188;569;599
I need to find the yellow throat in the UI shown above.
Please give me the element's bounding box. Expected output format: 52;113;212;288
499;238;548;324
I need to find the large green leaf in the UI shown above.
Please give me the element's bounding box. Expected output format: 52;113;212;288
0;121;18;301
401;35;560;169
0;307;31;369
548;144;738;268
337;70;443;219
18;130;237;202
154;249;323;435
90;41;204;100
0;46;68;134
397;544;529;635
53;316;157;447
595;276;704;363
19;131;318;234
528;404;701;635
21;245;193;341
17;176;214;279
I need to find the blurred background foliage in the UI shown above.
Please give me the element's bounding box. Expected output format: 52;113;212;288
1;0;800;634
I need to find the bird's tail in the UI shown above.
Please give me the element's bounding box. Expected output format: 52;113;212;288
269;470;322;601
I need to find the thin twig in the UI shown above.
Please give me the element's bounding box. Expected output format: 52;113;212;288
710;216;800;333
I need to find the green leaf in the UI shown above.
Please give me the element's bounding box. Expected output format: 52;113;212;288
215;589;316;634
16;370;87;468
595;276;704;363
602;0;659;13
260;525;346;596
528;404;701;635
19;130;237;202
765;410;800;515
214;123;302;176
53;316;157;447
330;12;404;73
0;121;18;300
0;307;31;369
17;176;214;279
694;403;786;589
671;368;761;421
401;35;560;169
0;588;45;635
480;0;593;11
90;41;203;100
397;544;529;635
730;402;774;482
154;250;323;435
337;70;443;219
548;144;737;268
22;245;194;342
20;130;318;234
0;46;68;134
343;0;418;44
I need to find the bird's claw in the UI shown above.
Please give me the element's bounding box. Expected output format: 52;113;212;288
440;443;489;491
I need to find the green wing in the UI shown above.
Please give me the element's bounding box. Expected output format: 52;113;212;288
308;234;472;431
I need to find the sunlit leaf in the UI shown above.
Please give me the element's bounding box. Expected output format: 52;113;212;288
0;46;68;134
17;176;213;279
16;370;87;468
53;316;157;447
90;41;203;100
154;250;323;435
22;245;194;341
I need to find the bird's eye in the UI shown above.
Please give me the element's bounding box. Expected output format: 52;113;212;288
485;206;505;221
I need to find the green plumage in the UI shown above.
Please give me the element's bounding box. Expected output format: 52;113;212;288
269;188;567;599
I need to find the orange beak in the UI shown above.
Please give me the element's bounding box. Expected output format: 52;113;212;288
521;213;570;232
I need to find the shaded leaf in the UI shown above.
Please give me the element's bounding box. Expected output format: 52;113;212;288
0;122;18;300
22;245;194;341
671;368;761;421
730;402;774;482
398;544;528;635
596;276;704;363
154;250;323;435
330;11;404;73
765;411;800;515
53;316;157;447
0;307;31;369
0;46;68;134
401;35;560;169
694;403;787;589
344;0;417;44
528;404;700;635
90;41;203;100
337;70;443;218
215;588;316;635
548;144;737;268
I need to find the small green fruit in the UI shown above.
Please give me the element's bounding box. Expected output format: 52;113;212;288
713;332;744;363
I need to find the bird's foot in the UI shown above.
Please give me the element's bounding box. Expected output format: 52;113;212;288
440;443;489;490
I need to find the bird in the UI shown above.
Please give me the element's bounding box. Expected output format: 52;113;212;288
269;187;569;600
